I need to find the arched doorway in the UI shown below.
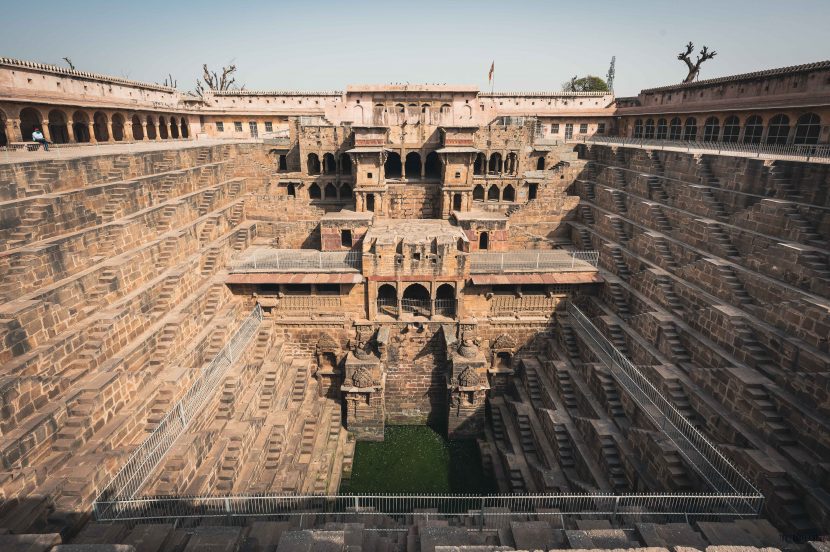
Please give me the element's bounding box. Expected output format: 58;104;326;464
146;116;157;140
487;185;500;201
424;151;441;178
180;117;189;138
307;153;321;175
72;111;90;142
93;111;109;142
131;115;144;140
435;283;456;317
405;152;421;179
377;284;398;317
48;110;69;144
323;153;336;175
402;283;430;317
453;193;462;211
474;152;485;175
488;152;502;174
309;183;321;199
158;116;169;139
384;152;402;179
473;185;485;201
503;184;515;202
340;183;353;200
19;107;43;142
111;113;125;141
340;154;352;175
170;117;180;138
479;232;489;250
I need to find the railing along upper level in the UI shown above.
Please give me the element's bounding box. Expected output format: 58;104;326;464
232;249;362;272
469;250;599;273
576;136;830;163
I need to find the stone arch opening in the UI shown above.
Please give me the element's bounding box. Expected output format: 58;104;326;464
424;151;441;178
794;113;821;145
377;284;397;316
453;193;462;211
93;111;109;141
340;154;352;175
503;184;515;202
157;116;169;139
323;153;336;175
47;109;69;144
743;115;763;144
340;183;352;199
435;283;456;317
307;153;321;175
111;113;125;141
495;352;511;370
405;152;422;178
20;107;43;142
488;152;503;174
131;115;144;140
402;283;430;316
474;152;485;175
0;109;7;147
473;185;485;201
479;232;489;250
145;115;157;140
487;184;500;201
309;183;321;199
324;182;338;199
72;111;90;142
170;117;180;139
180;117;189;138
384;152;402;178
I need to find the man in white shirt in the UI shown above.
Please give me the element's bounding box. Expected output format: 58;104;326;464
32;128;50;151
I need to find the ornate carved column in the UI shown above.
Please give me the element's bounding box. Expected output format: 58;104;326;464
87;121;97;143
40;120;51;142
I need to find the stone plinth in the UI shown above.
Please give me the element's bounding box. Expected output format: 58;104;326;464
341;352;385;441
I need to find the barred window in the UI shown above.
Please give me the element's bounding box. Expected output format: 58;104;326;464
579;123;588;134
551;123;560;134
234;121;243;132
597;122;606;134
216;121;224;132
264;121;273;132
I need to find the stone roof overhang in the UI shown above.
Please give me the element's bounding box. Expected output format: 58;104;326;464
435;147;480;153
226;273;363;285
616;94;830;117
345;146;392;153
469;273;603;285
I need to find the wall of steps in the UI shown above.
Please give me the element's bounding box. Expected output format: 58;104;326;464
567;144;830;535
0;142;272;535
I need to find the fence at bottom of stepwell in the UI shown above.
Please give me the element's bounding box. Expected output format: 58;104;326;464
93;493;763;526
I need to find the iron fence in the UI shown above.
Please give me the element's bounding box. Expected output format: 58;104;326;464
376;298;398;317
93;492;763;524
233;249;362;272
401;298;431;317
577;136;830;163
434;299;457;317
94;305;263;517
469;250;599;273
566;303;761;507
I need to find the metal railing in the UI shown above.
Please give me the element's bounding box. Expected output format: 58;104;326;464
376;298;398;317
93;492;763;524
566;303;761;508
94;304;263;517
401;298;431;317
232;249;362;272
469;250;599;273
577;136;830;163
434;299;457;317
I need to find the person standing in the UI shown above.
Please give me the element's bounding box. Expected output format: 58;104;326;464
32;128;50;151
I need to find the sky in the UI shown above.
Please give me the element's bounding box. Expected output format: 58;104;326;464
2;0;828;97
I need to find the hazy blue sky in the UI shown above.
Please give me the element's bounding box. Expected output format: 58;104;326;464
3;0;828;96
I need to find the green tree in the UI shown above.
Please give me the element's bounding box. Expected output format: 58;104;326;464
562;75;610;92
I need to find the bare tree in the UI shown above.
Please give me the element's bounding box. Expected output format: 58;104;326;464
195;63;244;97
163;73;177;88
677;41;717;83
62;57;75;71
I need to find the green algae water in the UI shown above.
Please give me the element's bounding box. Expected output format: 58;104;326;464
340;425;495;494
